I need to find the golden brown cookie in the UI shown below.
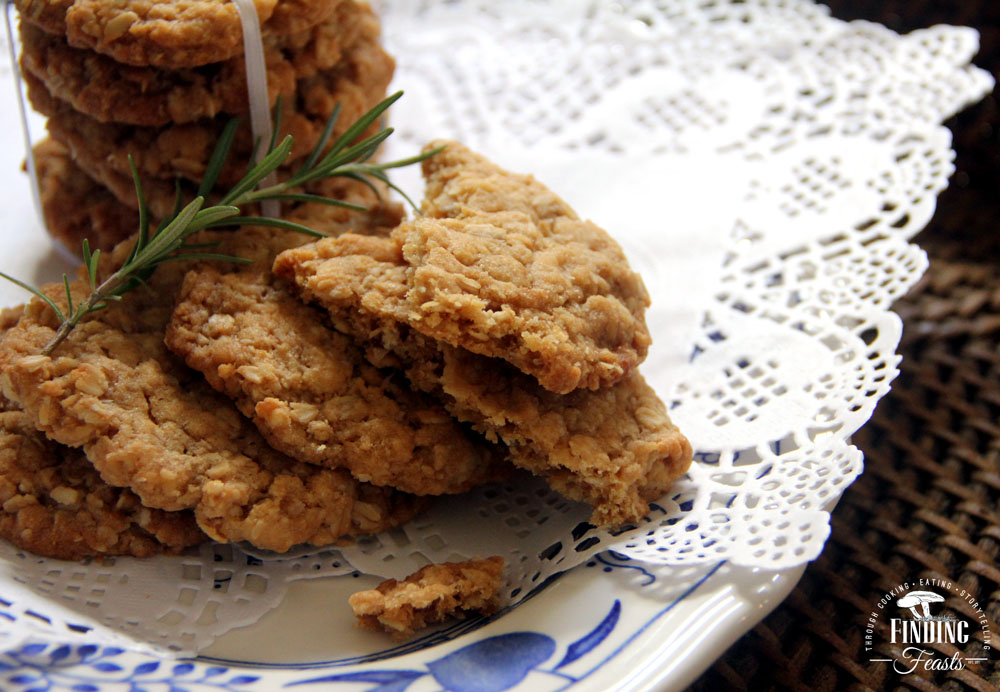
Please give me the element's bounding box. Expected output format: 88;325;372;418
349;556;505;637
0;395;207;560
166;228;508;496
0;306;206;560
14;0;339;69
19;1;380;126
279;142;652;395
26;32;394;189
34;138;140;255
0;239;426;552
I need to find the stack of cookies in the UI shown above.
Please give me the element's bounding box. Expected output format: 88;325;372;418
15;0;396;254
0;194;493;559
0;135;693;561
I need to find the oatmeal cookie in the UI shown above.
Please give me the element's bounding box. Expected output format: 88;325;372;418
0;245;425;552
274;232;692;528
34;138;140;255
349;556;504;637
14;0;338;70
166;228;507;496
0;306;205;560
26;35;394;187
19;0;381;126
279;142;651;394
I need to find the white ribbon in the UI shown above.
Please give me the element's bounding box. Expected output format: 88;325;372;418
232;0;280;218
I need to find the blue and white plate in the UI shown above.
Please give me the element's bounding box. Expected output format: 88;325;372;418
0;559;801;691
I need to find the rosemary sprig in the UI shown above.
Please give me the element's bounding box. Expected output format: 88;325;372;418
1;91;439;356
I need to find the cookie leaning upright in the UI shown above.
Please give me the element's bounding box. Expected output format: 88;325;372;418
379;142;651;394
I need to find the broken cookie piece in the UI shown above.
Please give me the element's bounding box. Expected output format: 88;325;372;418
350;556;504;637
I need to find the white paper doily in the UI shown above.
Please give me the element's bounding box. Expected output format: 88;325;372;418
0;0;992;656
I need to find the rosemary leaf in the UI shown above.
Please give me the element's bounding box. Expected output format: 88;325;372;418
262;193;367;211
127;197;206;269
219;136;293;205
88;249;100;291
0;272;65;323
199;118;241;198
186;205;241;233
81;239;98;292
375;144;446;170
267;96;284;154
126;157;150;264
324;91;402;161
62;275;74;317
176;241;224;251
206;216;326;237
150;253;254;266
300;102;341;173
315;128;395;176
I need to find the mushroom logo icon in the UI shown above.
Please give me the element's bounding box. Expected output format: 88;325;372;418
896;590;945;620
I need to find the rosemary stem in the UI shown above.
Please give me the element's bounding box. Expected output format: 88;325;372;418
40;271;127;356
41;323;73;357
3;92;438;357
234;181;292;206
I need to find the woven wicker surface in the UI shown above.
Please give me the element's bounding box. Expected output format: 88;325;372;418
689;2;999;690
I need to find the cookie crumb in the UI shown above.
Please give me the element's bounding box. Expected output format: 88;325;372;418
349;556;505;637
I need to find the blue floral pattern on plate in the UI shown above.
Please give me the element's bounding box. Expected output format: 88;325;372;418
0;644;260;691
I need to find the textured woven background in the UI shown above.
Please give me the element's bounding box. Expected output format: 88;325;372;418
690;2;1000;690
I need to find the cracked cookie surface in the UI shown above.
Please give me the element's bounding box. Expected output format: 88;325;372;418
0;307;205;560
